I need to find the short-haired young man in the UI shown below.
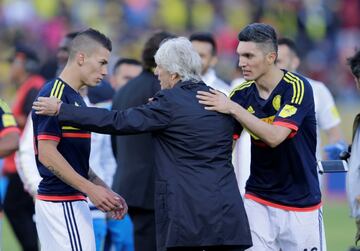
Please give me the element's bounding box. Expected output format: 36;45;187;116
110;58;142;90
32;28;127;250
197;23;326;251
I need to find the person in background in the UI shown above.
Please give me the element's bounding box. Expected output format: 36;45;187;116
56;32;80;75
0;98;20;250
110;58;142;90
190;32;231;95
346;50;360;247
277;37;344;161
110;31;175;251
91;58;141;251
3;44;45;251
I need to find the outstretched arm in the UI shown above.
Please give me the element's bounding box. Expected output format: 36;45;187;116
33;95;171;135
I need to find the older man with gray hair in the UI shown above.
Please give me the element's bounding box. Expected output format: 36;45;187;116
33;37;252;251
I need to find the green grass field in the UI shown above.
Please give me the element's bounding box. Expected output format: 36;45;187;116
0;198;357;251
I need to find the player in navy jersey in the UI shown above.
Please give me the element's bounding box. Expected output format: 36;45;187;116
32;28;127;251
197;23;326;251
0;98;20;249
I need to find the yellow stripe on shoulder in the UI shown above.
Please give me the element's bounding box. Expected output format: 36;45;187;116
229;80;254;98
54;82;65;99
287;72;304;104
57;82;65;99
0;99;11;113
50;79;60;97
283;72;304;104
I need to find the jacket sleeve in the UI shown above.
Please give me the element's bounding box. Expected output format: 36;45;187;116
58;92;172;135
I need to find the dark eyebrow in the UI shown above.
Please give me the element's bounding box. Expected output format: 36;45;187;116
240;53;254;57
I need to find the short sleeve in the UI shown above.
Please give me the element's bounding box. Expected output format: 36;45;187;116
273;76;314;132
34;113;62;142
230;89;246;140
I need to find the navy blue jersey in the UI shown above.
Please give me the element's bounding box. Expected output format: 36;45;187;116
230;70;321;210
32;78;91;201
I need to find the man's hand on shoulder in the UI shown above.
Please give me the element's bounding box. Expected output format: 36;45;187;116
33;96;62;116
196;89;233;114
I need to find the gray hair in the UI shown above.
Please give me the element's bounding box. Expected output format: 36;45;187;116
154;37;202;82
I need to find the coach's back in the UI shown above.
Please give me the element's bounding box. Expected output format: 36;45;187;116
58;79;252;251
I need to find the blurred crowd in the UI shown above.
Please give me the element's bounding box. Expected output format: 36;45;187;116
0;0;359;103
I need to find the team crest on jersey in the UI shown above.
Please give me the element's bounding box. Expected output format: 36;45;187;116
247;106;255;114
279;104;297;118
74;102;80;107
272;95;281;111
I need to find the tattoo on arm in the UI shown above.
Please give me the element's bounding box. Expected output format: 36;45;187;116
88;168;99;182
88;168;108;188
47;165;64;181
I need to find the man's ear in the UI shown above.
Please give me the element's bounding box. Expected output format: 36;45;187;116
210;55;218;67
292;56;300;70
171;73;179;80
77;52;85;66
267;51;277;65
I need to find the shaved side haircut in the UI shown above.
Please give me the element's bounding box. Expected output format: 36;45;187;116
68;28;112;60
238;23;278;55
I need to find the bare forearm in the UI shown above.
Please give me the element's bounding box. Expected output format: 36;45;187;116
88;168;109;189
229;102;289;147
0;133;19;157
39;147;92;194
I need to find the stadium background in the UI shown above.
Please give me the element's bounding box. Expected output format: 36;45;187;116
0;0;359;250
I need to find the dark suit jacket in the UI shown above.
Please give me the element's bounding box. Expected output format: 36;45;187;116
111;70;159;210
58;80;252;251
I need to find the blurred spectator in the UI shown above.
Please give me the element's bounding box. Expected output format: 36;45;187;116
3;44;45;251
276;37;344;161
0;98;20;251
102;58;142;251
190;32;231;95
110;58;142;90
0;0;359;102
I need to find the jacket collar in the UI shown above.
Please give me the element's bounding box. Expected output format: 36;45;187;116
175;79;206;88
